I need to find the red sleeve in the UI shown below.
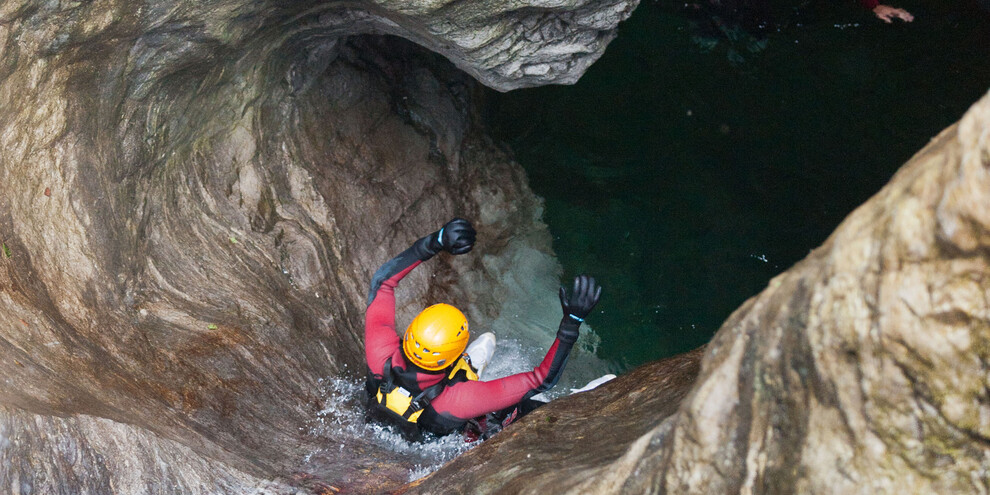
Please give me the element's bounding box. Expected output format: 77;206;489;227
430;340;564;420
364;261;421;376
859;0;879;9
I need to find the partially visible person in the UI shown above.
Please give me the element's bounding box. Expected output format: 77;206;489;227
858;0;914;23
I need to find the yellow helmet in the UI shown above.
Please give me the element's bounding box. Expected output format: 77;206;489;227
403;303;469;371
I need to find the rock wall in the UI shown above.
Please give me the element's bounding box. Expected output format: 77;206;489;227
412;91;990;494
7;0;985;492
0;405;295;494
404;348;704;494
0;0;635;492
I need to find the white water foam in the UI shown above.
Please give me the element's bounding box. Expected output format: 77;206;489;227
306;241;618;479
306;376;481;480
470;240;617;393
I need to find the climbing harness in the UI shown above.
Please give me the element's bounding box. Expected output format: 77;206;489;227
371;355;478;425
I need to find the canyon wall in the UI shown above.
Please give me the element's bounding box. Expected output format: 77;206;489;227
4;0;987;493
0;0;635;492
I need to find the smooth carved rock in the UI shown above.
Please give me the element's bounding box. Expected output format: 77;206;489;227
1;0;628;487
0;405;294;494
1;0;635;96
412;92;990;493
404;348;705;494
5;0;985;491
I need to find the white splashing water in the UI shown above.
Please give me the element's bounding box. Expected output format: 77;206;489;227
307;242;616;479
306;376;482;481
471;240;617;393
307;326;613;481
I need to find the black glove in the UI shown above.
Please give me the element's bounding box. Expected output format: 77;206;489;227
556;275;602;343
428;218;476;255
559;275;602;321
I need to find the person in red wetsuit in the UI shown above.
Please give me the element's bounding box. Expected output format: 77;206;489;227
364;218;602;439
858;0;914;23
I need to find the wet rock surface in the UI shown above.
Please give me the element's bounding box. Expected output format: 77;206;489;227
2;0;987;491
412;92;990;493
405;347;704;494
0;405;295;494
0;0;634;490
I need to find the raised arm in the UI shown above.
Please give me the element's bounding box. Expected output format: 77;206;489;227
431;275;602;420
364;218;476;375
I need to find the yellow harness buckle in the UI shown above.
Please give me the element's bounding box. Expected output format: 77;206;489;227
374;354;477;425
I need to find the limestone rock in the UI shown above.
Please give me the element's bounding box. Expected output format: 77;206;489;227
411;92;990;493
0;405;295;494
405;348;704;494
0;0;628;487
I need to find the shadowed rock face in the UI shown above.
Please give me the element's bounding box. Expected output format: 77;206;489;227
413;92;990;493
0;0;636;492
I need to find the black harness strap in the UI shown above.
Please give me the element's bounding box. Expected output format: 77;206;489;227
380;359;396;409
373;356;477;429
378;357;452;420
402;380;447;419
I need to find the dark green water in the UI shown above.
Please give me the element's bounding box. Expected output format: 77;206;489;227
485;0;990;371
